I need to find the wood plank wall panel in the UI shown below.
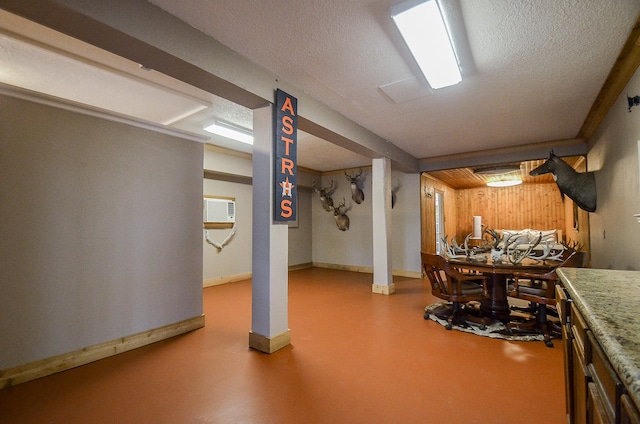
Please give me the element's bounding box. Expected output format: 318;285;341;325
421;174;457;253
421;157;592;255
455;183;565;239
421;175;570;253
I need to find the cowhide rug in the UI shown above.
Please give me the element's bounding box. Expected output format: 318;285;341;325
424;302;558;342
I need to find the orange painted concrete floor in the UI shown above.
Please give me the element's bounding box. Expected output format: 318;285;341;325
0;268;566;423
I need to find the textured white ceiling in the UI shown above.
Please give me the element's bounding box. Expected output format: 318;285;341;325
1;1;640;172
148;0;640;159
0;8;370;171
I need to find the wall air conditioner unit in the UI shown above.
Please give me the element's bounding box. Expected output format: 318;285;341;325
204;197;235;224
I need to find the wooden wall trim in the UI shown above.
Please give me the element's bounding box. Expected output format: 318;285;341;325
0;315;205;389
203;169;252;185
578;13;640;140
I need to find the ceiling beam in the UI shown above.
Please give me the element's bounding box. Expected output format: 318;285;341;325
0;0;418;173
419;138;587;172
578;12;640;141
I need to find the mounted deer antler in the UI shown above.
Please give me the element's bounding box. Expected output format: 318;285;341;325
312;179;335;212
345;169;364;204
391;179;401;209
331;198;350;231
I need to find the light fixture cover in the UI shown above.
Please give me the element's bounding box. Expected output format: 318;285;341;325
203;121;253;145
474;164;521;175
391;0;461;89
486;180;523;188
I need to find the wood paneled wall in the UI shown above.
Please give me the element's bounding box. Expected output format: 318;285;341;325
421;174;457;253
420;175;584;254
456;183;565;237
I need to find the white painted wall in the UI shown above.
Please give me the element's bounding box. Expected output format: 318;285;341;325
390;172;422;274
311;169;422;275
288;187;313;266
202;150;253;283
202;177;253;282
203;153;422;279
587;67;640;271
0;94;203;369
202;149;313;283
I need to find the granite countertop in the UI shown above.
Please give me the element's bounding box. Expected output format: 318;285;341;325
557;267;640;411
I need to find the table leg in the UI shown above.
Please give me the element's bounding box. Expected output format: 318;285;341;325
480;273;511;321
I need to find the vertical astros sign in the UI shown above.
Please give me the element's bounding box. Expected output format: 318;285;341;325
274;89;297;222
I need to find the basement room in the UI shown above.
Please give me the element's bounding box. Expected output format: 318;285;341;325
1;1;639;423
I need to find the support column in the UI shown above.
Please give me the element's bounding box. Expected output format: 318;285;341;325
249;105;291;353
371;157;395;295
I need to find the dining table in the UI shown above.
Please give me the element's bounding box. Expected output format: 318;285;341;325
446;254;558;321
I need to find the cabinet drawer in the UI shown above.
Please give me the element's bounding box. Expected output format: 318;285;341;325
588;382;614;424
573;337;590;424
571;303;589;355
587;331;623;421
620;394;640;424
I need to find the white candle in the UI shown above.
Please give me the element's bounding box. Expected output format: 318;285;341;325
473;216;482;239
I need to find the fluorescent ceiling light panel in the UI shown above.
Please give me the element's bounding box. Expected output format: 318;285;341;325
204;121;253;145
486;180;523;188
391;0;461;89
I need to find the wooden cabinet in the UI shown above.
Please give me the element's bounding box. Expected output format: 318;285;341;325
557;285;574;419
556;286;640;424
587;331;623;424
571;296;590;424
621;394;640;424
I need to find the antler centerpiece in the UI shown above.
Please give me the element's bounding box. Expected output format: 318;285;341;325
441;227;502;261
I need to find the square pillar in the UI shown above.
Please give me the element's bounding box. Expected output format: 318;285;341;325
372;157;394;295
250;105;291;353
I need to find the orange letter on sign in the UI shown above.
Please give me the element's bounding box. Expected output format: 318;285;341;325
280;97;296;116
281;116;294;135
281;199;292;218
281;157;294;175
281;136;294;155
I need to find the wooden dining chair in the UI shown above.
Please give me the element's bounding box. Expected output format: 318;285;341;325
507;251;588;347
421;252;489;330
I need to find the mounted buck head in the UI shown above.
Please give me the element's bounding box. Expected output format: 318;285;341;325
345;169;364;204
332;198;350;231
312;179;335;212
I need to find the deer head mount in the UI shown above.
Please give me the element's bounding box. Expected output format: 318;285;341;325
344;169;365;204
331;198;350;231
530;151;596;212
312;179;335;212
